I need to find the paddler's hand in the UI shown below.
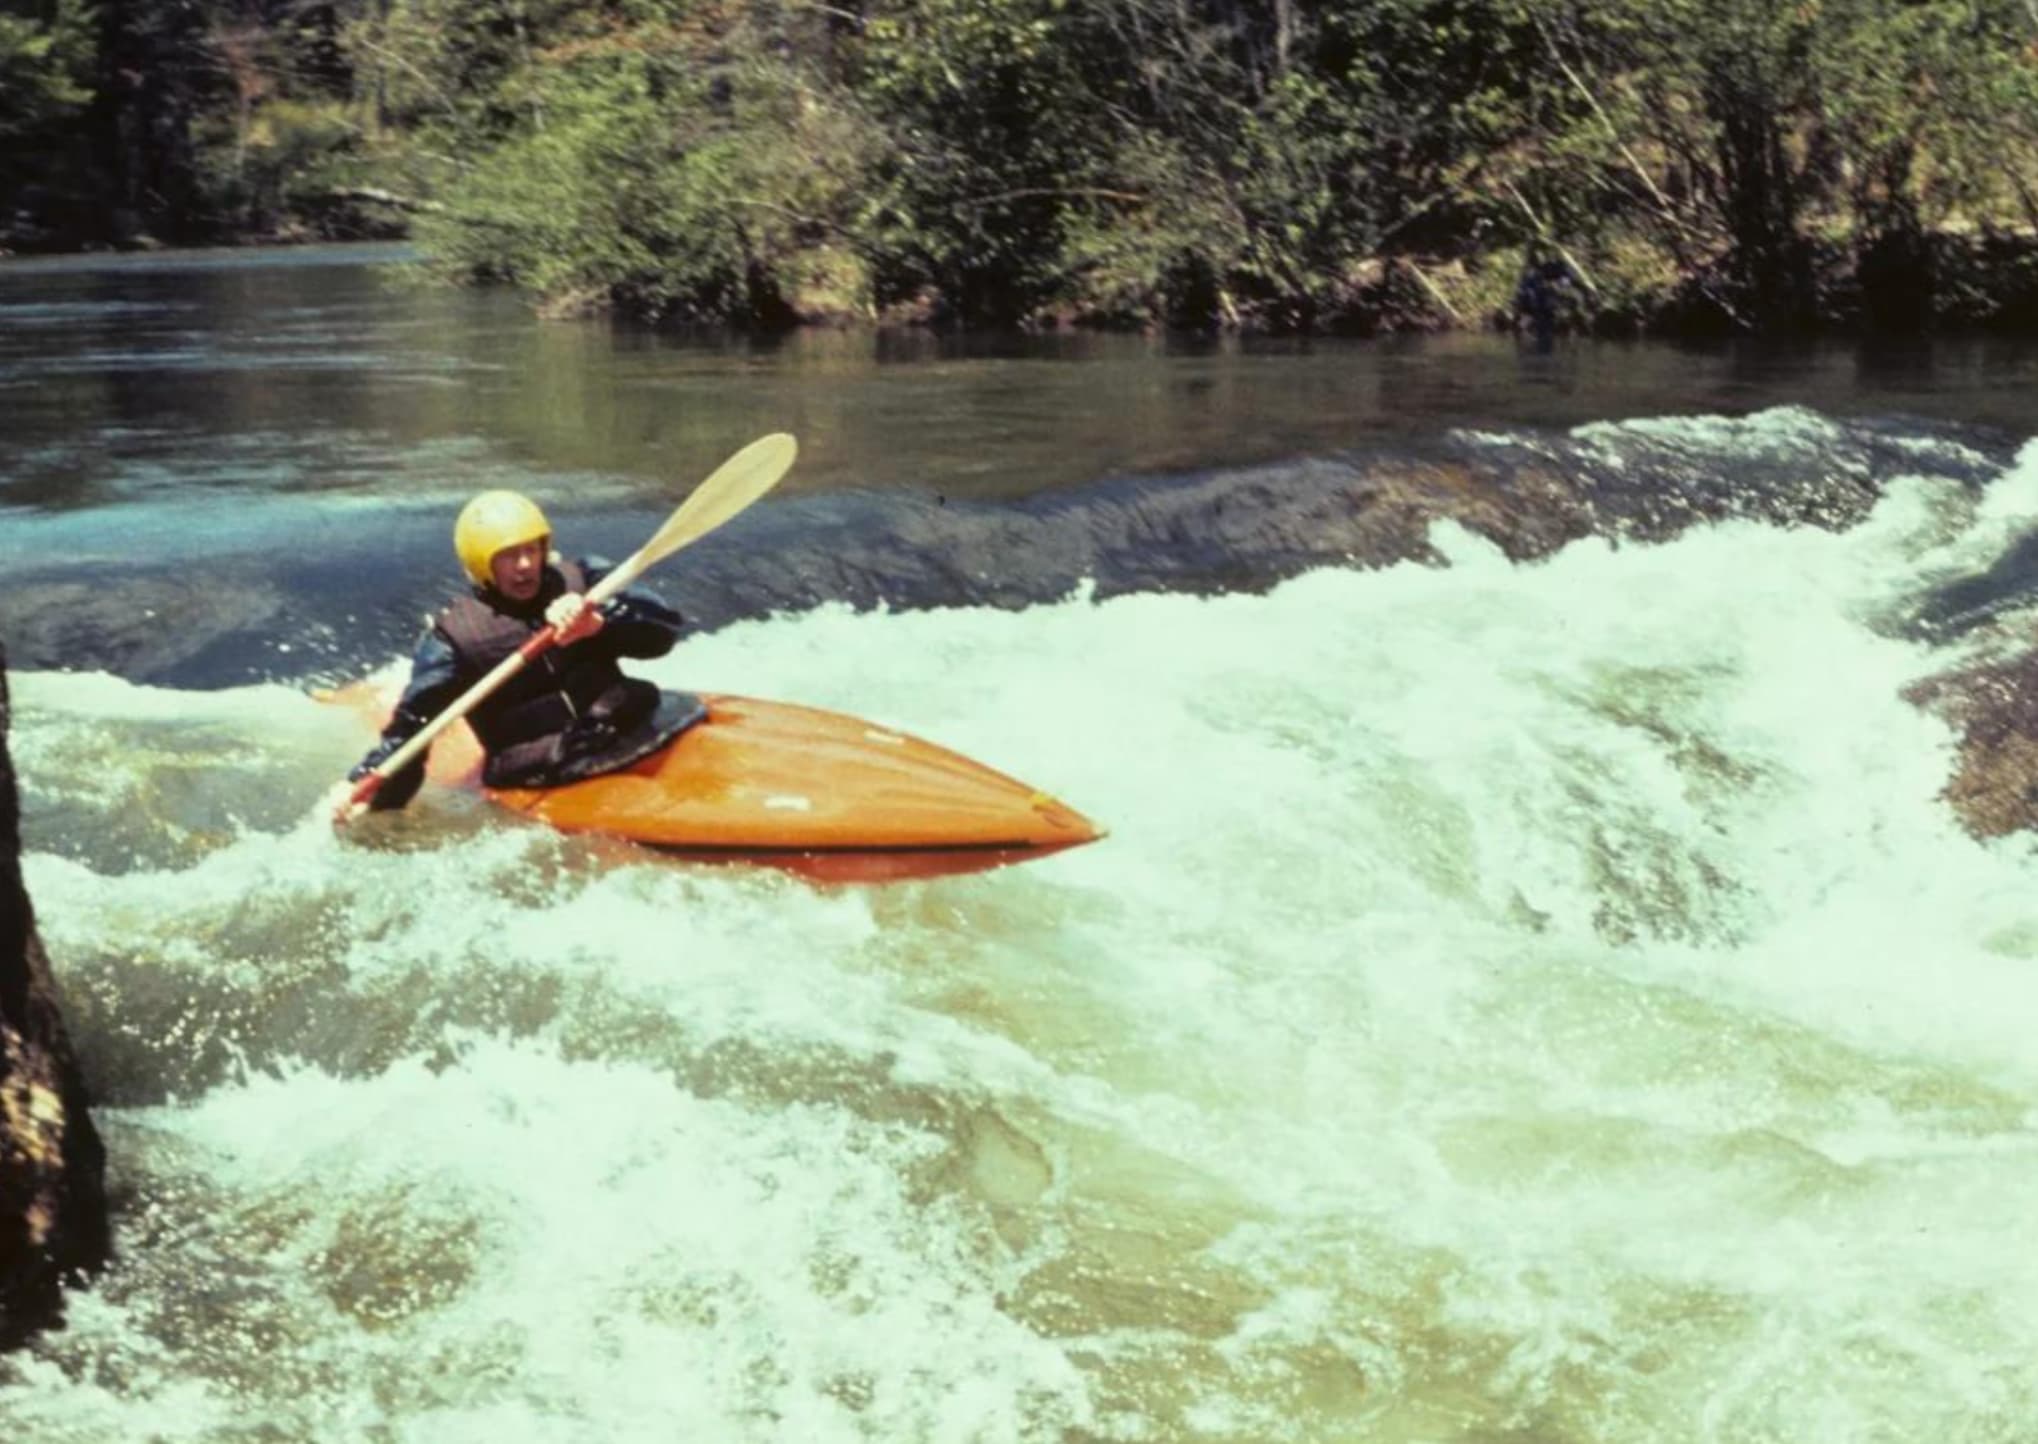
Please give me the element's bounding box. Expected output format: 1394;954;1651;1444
322;778;373;828
546;592;604;644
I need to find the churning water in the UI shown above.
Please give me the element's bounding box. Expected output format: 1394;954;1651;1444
5;406;2038;1441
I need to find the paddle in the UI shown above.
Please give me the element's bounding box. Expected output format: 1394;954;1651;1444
335;431;799;822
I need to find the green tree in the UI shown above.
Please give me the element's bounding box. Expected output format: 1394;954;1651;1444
0;0;97;223
416;1;872;323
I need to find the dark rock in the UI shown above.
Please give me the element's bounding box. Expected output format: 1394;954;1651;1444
0;574;288;683
1904;646;2038;839
661;419;1915;631
0;642;110;1349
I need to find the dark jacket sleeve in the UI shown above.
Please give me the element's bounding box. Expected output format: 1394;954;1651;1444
345;627;468;810
580;557;684;660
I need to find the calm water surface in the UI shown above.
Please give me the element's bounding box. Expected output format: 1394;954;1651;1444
5;241;2037;511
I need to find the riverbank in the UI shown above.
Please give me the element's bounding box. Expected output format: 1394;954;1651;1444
992;224;2038;341
0;202;407;266
1346;226;2038;342
12;220;2038;344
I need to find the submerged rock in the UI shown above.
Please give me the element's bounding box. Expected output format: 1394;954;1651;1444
0;643;109;1348
681;412;1936;626
1905;649;2038;840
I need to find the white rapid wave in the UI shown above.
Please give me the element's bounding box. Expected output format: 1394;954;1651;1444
5;420;2038;1442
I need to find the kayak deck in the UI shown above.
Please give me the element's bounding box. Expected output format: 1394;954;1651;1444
333;685;1102;882
496;694;1099;881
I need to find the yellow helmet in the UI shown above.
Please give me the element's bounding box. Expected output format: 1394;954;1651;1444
454;490;551;587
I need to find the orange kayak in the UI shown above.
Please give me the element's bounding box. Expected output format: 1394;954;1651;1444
329;684;1103;882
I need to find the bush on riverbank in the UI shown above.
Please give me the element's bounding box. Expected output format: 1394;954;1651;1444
378;0;2038;336
6;0;2038;336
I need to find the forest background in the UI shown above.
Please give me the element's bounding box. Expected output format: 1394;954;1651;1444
6;0;2038;335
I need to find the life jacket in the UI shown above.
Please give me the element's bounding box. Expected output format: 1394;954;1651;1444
435;561;695;788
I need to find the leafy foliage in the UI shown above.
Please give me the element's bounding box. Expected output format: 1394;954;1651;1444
0;0;96;216
6;0;2038;331
0;0;92;142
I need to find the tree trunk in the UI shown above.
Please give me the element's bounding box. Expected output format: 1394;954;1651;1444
1709;83;1813;325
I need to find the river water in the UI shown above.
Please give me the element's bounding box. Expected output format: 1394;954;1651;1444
1;245;2035;1442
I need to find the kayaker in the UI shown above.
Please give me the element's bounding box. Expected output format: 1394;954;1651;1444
329;490;695;824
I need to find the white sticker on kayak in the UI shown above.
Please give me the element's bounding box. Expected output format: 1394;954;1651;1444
864;730;906;745
764;795;813;812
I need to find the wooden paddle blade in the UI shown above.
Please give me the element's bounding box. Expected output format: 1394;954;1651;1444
643;432;797;569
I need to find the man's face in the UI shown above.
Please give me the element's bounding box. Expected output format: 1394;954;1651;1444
490;538;547;601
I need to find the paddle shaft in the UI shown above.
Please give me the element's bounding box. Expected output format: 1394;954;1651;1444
343;433;796;812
